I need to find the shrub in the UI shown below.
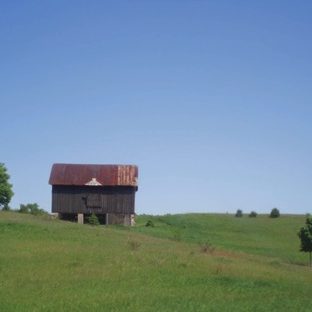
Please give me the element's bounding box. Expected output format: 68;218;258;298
298;217;312;267
88;213;100;225
235;209;243;217
249;211;257;218
270;208;280;218
19;204;29;213
145;220;154;227
18;203;46;215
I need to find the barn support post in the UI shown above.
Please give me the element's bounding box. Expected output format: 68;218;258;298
77;213;84;224
51;213;59;219
130;214;135;226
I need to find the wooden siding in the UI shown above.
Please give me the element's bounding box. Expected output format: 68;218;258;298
107;213;131;225
52;185;136;214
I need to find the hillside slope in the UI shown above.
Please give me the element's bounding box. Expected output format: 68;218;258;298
133;213;307;264
0;212;311;311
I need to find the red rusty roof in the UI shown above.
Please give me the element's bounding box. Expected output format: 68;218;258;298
49;164;138;186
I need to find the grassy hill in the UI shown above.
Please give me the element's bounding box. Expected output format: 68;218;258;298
0;211;311;311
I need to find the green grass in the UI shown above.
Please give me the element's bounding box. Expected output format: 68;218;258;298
133;214;308;264
0;211;311;311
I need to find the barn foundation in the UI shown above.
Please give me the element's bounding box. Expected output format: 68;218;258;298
58;212;135;226
77;213;84;224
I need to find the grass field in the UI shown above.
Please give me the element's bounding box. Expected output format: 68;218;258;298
0;211;311;311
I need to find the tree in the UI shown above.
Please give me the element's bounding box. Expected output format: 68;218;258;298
235;209;243;217
298;217;312;267
0;163;14;210
19;203;46;215
270;208;280;218
88;213;100;225
249;211;257;218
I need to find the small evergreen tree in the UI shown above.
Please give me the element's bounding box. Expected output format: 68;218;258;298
298;217;312;267
270;208;280;218
235;209;243;217
88;213;100;225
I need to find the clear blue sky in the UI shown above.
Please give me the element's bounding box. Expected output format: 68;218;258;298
1;1;311;214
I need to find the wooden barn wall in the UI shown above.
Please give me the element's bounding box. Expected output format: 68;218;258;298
52;185;136;214
107;213;130;225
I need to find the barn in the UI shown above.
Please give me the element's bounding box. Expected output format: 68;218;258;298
49;163;138;225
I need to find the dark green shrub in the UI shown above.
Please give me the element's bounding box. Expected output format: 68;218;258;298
235;209;243;217
249;211;257;218
298;217;312;267
145;220;154;227
270;208;280;218
88;213;100;225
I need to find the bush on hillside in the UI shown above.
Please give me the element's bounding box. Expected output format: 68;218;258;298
235;209;243;217
145;220;154;227
249;211;257;218
88;213;100;225
298;217;312;267
18;203;46;215
270;208;280;218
